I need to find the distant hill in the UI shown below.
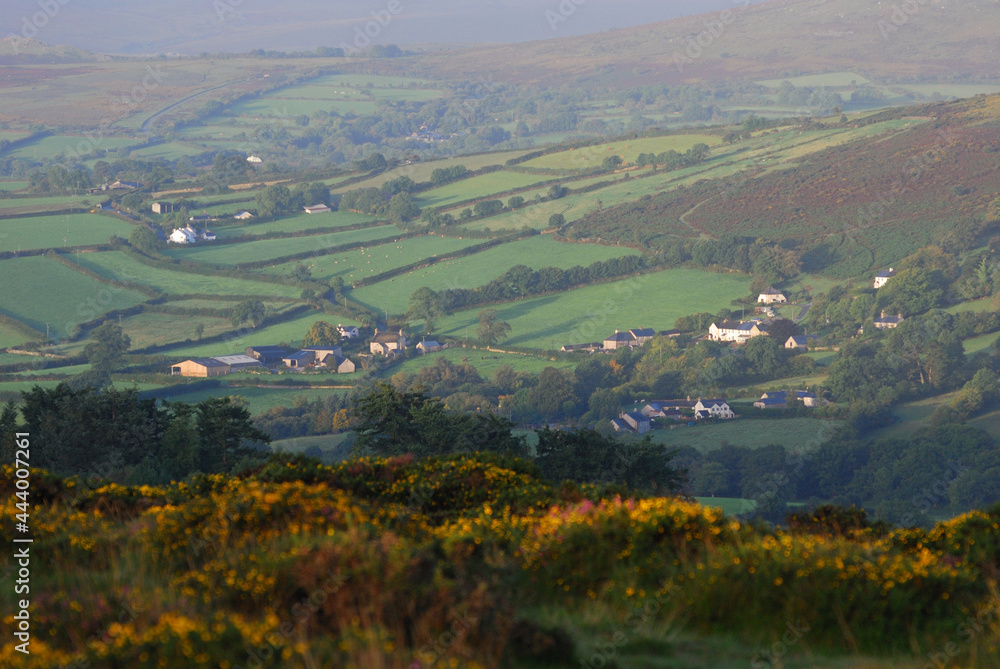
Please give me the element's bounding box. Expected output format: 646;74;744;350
400;0;1000;88
0;37;105;64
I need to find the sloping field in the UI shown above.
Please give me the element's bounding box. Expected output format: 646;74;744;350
415;171;553;208
66;251;302;298
0;213;133;251
434;268;751;350
0;255;147;338
520;134;718;171
213;211;378;239
351;235;641;314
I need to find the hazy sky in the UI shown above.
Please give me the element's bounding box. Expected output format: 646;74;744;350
3;0;771;54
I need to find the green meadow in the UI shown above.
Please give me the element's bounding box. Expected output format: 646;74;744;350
351;235;641;314
212;211;378;239
115;312;235;350
0;325;32;349
65;251;302;298
415;171;552;208
5;135;141;160
385;346;576;379
641;418;843;455
0;256;147;338
333;151;531;193
757;71;873;87
0;213;134;251
0;195;102;215
261;234;482;285
163;225;403;266
520;134;718;171
433;268;752;350
152;385;347;415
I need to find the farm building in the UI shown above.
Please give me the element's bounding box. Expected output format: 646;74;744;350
245;346;288;365
754;397;788;410
609;418;631;433
757;287;787;304
629;328;656;346
331;355;356;374
171;358;230;377
560;342;603;352
620;411;651;434
708;320;767;343
303;346;344;364
785;335;810;350
603;330;636;350
211;355;262;372
282;351;315;369
246;155;263;164
151;202;172;214
874;268;896;288
303;204;331;214
416;340;443;354
234;211;254;220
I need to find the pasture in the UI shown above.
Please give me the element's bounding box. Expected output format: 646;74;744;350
164;225;402;266
114;312;235;350
384;346;576;379
66;251;302;298
642;417;843;455
350;234;641;314
0;325;32;349
415;171;552;209
519;134;718;171
333;152;532;193
160;308;359;359
120;141;206;161
757;71;872;87
0;181;28;191
0;213;134;252
963;331;998;355
433;268;752;350
0;195;101;216
4;135;141;160
261;234;483;285
213;211;377;239
0;256;147;338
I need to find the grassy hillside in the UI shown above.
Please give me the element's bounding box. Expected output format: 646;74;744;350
4;454;998;668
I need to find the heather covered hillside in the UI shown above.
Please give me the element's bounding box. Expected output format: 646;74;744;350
2;455;999;668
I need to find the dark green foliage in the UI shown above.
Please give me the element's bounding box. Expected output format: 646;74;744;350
231;299;267;328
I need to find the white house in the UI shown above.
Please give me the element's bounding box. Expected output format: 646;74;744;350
708;320;766;343
234;211;254;220
874;268;896;289
169;227;197;244
693;399;735;419
303;204;331;214
200;229;216;241
416;340;443;354
246;155;263;164
370;328;409;356
337;324;360;339
757;287;787;304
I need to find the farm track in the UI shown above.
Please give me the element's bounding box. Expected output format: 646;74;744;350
139;74;267;133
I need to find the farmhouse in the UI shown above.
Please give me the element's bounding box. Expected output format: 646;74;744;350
109;180;142;190
874;268;896;289
246;155;263;164
302;346;344;365
168;227;197;244
370;328;409;356
754;397;788;410
245;346;288;365
620;411;651;434
693;399;735;419
757;390;825;408
758;287;787;304
337;324;360;339
610;418;631;433
151;202;172;214
303;204;331;214
785;335;811;350
629;328;657;346
282;351;315;369
234;211;255;220
603;330;636;350
201;229;216;241
331;355;356;374
708;320;766;343
874;311;904;330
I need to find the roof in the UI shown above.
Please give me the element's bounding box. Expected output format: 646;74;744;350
610;418;630;430
760;286;783;295
302;346;341;353
624;411;648;423
187;358;228;368
876;268;897;278
372;331;406;343
605;331;636;342
629;328;656;338
698;399;727;407
211;355;259;366
283;351;315;362
875;315;904;324
787;335;809;345
713;320;744;330
248;345;287;353
755;398;788;406
417;340;441;348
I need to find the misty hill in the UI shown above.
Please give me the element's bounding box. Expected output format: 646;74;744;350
0;37;104;64
400;0;1000;88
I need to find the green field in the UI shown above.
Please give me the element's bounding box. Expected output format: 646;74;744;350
66;251;303;298
212;211;377;239
13;363;92;377
125;141;212;161
415;171;553;209
520;135;719;171
0;324;32;349
262;234;483;286
642;417;843;454
0;213;134;251
963;331;998;355
115;312;235;350
433;268;752;350
164;225;402;266
160;308;359;359
384;346;576;379
4;135;141;160
0;256;148;338
0;181;28;191
334;152;532;193
351;235;642;314
0;195;102;215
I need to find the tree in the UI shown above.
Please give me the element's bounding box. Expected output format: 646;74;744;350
195;397;271;473
548;213;566;228
766;318;802;345
477;309;511;347
129;226;162;255
255;184;293;217
231;300;267;329
82;322;131;387
303;321;339;347
408;287;445;335
0;399;18;464
194;323;205;340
